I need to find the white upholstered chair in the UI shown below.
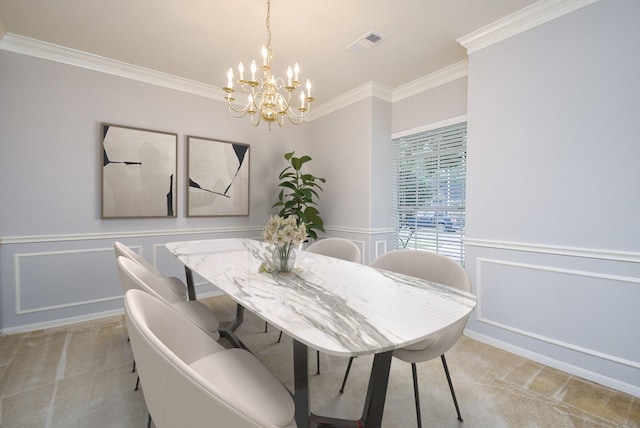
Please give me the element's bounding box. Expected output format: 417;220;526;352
114;241;188;298
117;256;220;341
305;238;361;264
340;249;471;428
124;289;297;428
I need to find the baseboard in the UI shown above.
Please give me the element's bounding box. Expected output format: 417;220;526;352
1;308;125;335
464;329;640;398
0;290;225;336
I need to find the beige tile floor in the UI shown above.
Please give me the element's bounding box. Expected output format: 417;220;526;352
0;295;638;428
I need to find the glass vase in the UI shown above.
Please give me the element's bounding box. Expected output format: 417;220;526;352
272;246;296;273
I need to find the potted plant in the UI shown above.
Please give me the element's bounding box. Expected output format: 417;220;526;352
272;151;325;241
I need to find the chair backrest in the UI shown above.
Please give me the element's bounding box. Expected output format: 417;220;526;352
124;289;296;428
117;256;185;304
370;249;471;360
305;238;361;264
114;241;163;277
370;249;471;293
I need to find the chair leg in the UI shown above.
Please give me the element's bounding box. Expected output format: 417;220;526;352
147;413;152;428
411;363;422;428
277;331;283;343
135;375;140;391
132;360;136;373
441;354;463;422
316;350;321;375
339;356;355;393
264;321;268;333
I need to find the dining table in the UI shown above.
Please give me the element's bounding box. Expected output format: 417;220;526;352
165;238;477;428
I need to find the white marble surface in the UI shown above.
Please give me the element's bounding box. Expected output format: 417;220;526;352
165;238;477;357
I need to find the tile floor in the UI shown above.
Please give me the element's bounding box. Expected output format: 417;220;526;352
0;295;638;427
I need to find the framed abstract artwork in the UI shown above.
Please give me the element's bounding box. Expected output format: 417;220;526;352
187;136;250;217
102;123;178;218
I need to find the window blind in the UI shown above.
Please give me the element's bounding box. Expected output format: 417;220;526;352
392;121;467;263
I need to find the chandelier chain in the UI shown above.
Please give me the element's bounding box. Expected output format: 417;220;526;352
265;0;272;51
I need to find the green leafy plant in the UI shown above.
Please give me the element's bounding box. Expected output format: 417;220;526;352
272;151;326;241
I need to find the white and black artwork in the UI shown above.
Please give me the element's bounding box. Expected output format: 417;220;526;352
102;123;177;218
187;136;249;217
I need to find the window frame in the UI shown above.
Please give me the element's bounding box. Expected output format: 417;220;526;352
391;116;467;264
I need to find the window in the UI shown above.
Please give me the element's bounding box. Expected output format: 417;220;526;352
392;120;467;263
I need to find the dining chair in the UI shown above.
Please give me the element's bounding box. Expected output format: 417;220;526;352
124;289;297;428
270;238;361;375
114;241;188;298
117;256;220;340
339;249;471;428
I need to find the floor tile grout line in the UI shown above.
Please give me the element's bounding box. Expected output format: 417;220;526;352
44;330;71;428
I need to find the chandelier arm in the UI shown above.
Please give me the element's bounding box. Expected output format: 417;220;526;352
226;98;254;116
285;113;305;125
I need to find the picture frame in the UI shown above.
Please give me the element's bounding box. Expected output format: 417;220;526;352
187;136;250;217
102;123;178;218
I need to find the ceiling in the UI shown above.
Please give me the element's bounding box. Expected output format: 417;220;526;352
0;0;539;105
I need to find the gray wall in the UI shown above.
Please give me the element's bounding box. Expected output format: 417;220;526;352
308;96;394;263
0;50;308;331
392;77;468;135
464;0;640;396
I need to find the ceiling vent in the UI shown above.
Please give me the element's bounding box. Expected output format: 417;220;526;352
346;31;384;55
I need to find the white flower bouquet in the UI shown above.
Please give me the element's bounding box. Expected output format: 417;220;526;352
262;215;307;272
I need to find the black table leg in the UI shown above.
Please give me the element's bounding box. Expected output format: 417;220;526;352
293;339;311;428
184;266;197;301
360;351;393;427
226;304;244;332
293;346;392;428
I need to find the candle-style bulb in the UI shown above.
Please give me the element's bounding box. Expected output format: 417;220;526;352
306;79;311;98
238;62;244;81
300;90;305;108
294;63;300;82
287;66;293;86
250;60;257;80
261;45;268;65
227;68;234;88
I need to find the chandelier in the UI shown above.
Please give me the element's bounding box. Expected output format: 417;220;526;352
223;0;314;128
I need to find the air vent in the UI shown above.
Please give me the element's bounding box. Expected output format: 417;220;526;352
346;31;384;55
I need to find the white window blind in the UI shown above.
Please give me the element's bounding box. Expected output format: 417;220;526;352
392;121;467;263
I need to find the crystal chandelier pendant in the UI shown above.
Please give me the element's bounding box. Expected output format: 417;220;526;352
223;0;314;129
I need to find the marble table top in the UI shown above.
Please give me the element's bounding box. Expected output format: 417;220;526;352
165;238;477;357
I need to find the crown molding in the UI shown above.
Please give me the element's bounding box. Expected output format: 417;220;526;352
457;0;599;54
392;60;468;103
0;33;227;100
306;81;393;121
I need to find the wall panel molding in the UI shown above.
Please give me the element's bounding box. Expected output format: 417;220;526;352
14;247;121;314
0;225;393;245
475;257;640;369
466;238;640;263
0;226;261;245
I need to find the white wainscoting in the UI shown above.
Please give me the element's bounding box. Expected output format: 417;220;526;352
465;239;640;398
14;246;121;314
475;257;640;369
1;226;388;334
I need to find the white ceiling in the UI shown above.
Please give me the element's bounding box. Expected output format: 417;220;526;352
0;0;539;104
